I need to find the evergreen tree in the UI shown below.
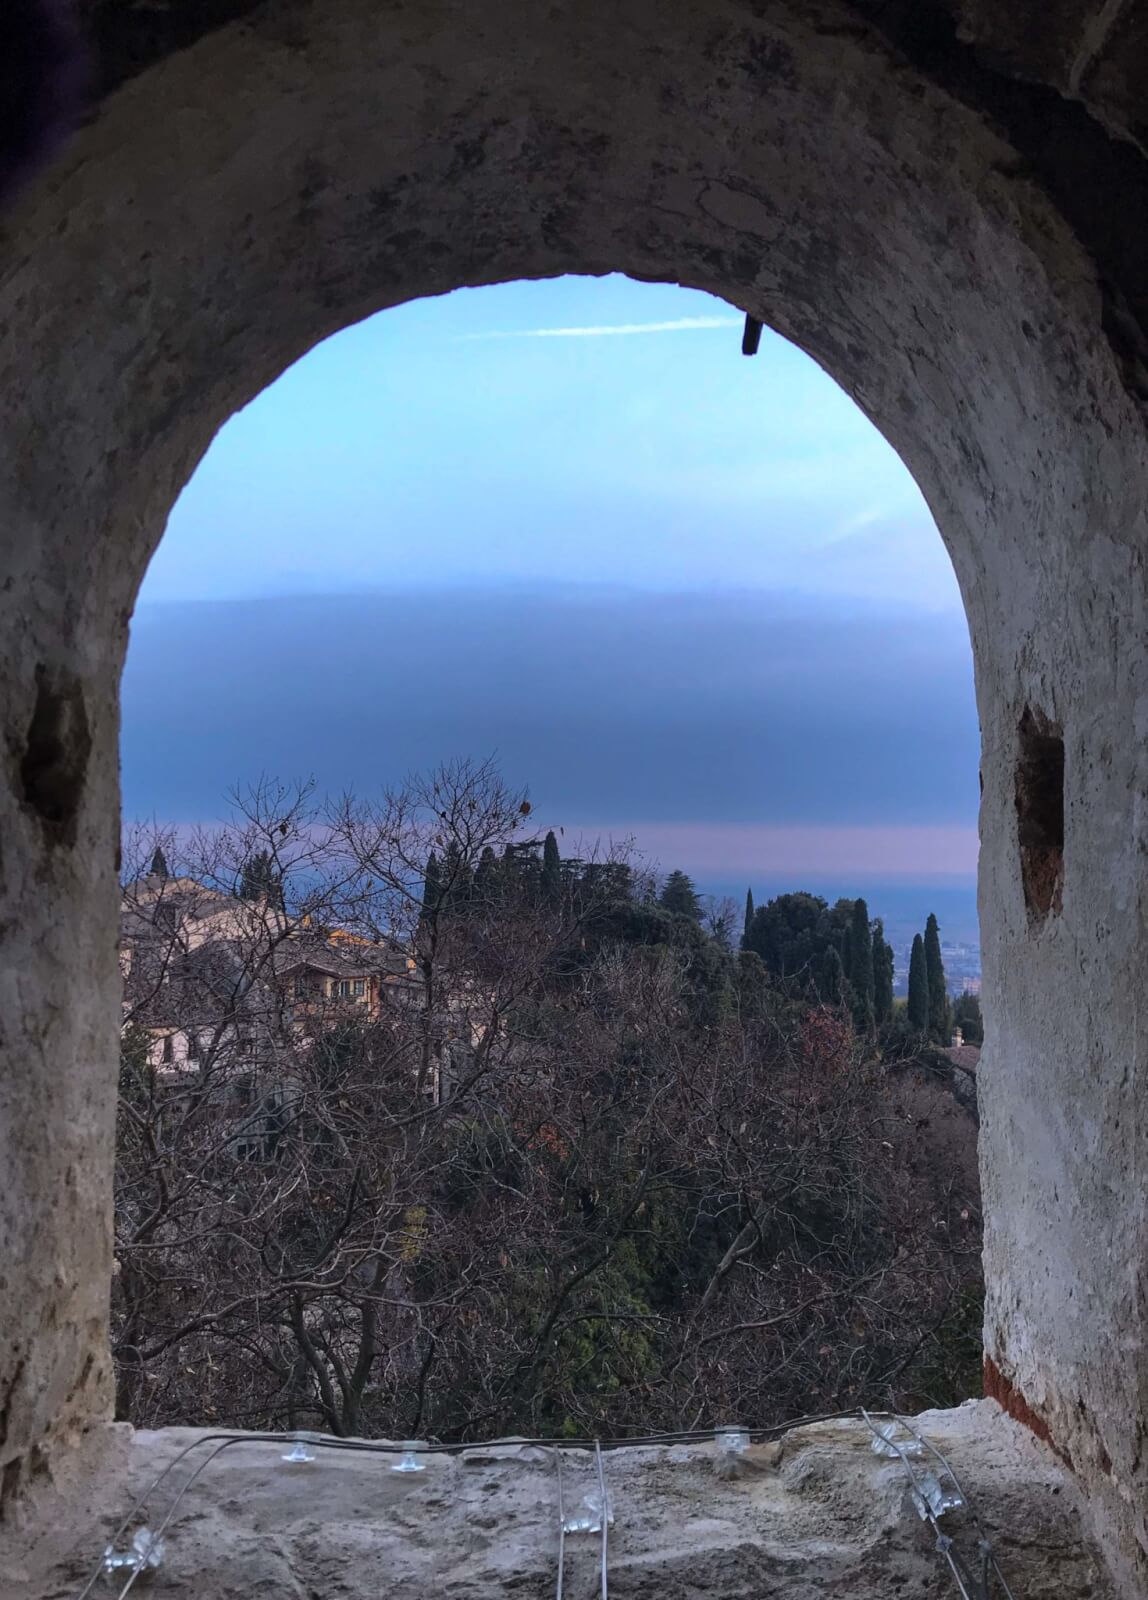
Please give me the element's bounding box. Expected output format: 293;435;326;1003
923;912;950;1041
819;944;846;1005
577;859;634;909
907;933;930;1032
832;899;855;983
848;898;874;1009
540;830;562;906
659;869;703;922
442;840;473;905
149;845;169;879
502;840;542;903
744;892;829;982
239;850;279;903
872;919;894;1026
473;845;501;907
422;850;442;915
951;991;984;1046
742;888;754;949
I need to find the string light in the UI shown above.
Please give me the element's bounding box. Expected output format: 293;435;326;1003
73;1408;1022;1600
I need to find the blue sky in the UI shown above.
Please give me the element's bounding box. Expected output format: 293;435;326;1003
126;273;978;902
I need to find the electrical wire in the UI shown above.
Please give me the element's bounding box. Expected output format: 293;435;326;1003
110;1436;250;1600
861;1411;1017;1600
79;1414;880;1598
78;1405;1022;1600
594;1439;609;1600
553;1445;567;1600
75;1431;242;1600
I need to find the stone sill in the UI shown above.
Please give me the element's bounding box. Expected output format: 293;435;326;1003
5;1401;1113;1599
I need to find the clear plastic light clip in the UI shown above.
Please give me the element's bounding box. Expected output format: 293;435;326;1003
102;1527;165;1581
911;1471;966;1521
391;1440;427;1473
870;1420;922;1459
563;1488;614;1534
282;1430;319;1463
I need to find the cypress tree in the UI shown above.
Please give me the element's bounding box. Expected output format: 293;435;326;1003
849;898;874;1008
820;944;846;1005
422;850;442;914
872;918;894;1026
502;840;542;903
923;912;950;1041
743;888;754;949
659;869;703;921
540;830;562;905
442;840;473;904
149;845;169;879
473;845;500;907
907;933;930;1032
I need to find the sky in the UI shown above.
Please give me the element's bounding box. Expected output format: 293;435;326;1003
124;273;979;929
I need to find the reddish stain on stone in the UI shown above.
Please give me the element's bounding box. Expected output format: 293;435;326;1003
983;1355;1072;1468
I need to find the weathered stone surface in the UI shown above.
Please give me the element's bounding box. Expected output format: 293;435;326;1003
6;1405;1118;1598
1;1;1147;1592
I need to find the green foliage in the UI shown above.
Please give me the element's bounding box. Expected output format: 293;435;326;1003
951;990;983;1045
239;850;283;906
848;897;874;1032
819;944;846;1005
744;891;831;982
907;933;930;1031
924;912;950;1041
745;892;879;1015
658;869;703;922
473;845;501;906
848;898;873;1002
872;918;894;1027
116;788;984;1444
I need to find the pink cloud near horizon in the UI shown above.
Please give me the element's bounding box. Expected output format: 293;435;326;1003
556;822;978;881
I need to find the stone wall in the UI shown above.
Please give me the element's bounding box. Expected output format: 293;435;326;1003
0;1;1145;1588
7;1406;1118;1599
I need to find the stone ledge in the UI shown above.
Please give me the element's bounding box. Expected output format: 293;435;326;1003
4;1401;1115;1598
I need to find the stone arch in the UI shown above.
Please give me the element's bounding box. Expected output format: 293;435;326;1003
1;2;1145;1588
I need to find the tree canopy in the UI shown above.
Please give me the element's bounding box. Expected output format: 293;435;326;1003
907;933;930;1031
872;919;894;1026
924;913;950;1041
659;869;703;922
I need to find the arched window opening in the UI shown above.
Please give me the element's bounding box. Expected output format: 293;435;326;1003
115;275;984;1446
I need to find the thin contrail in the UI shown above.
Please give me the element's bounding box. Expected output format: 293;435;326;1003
462;315;741;340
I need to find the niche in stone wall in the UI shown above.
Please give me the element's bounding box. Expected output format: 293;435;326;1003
1015;706;1064;923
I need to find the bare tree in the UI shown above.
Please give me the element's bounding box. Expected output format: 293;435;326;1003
113;764;983;1438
